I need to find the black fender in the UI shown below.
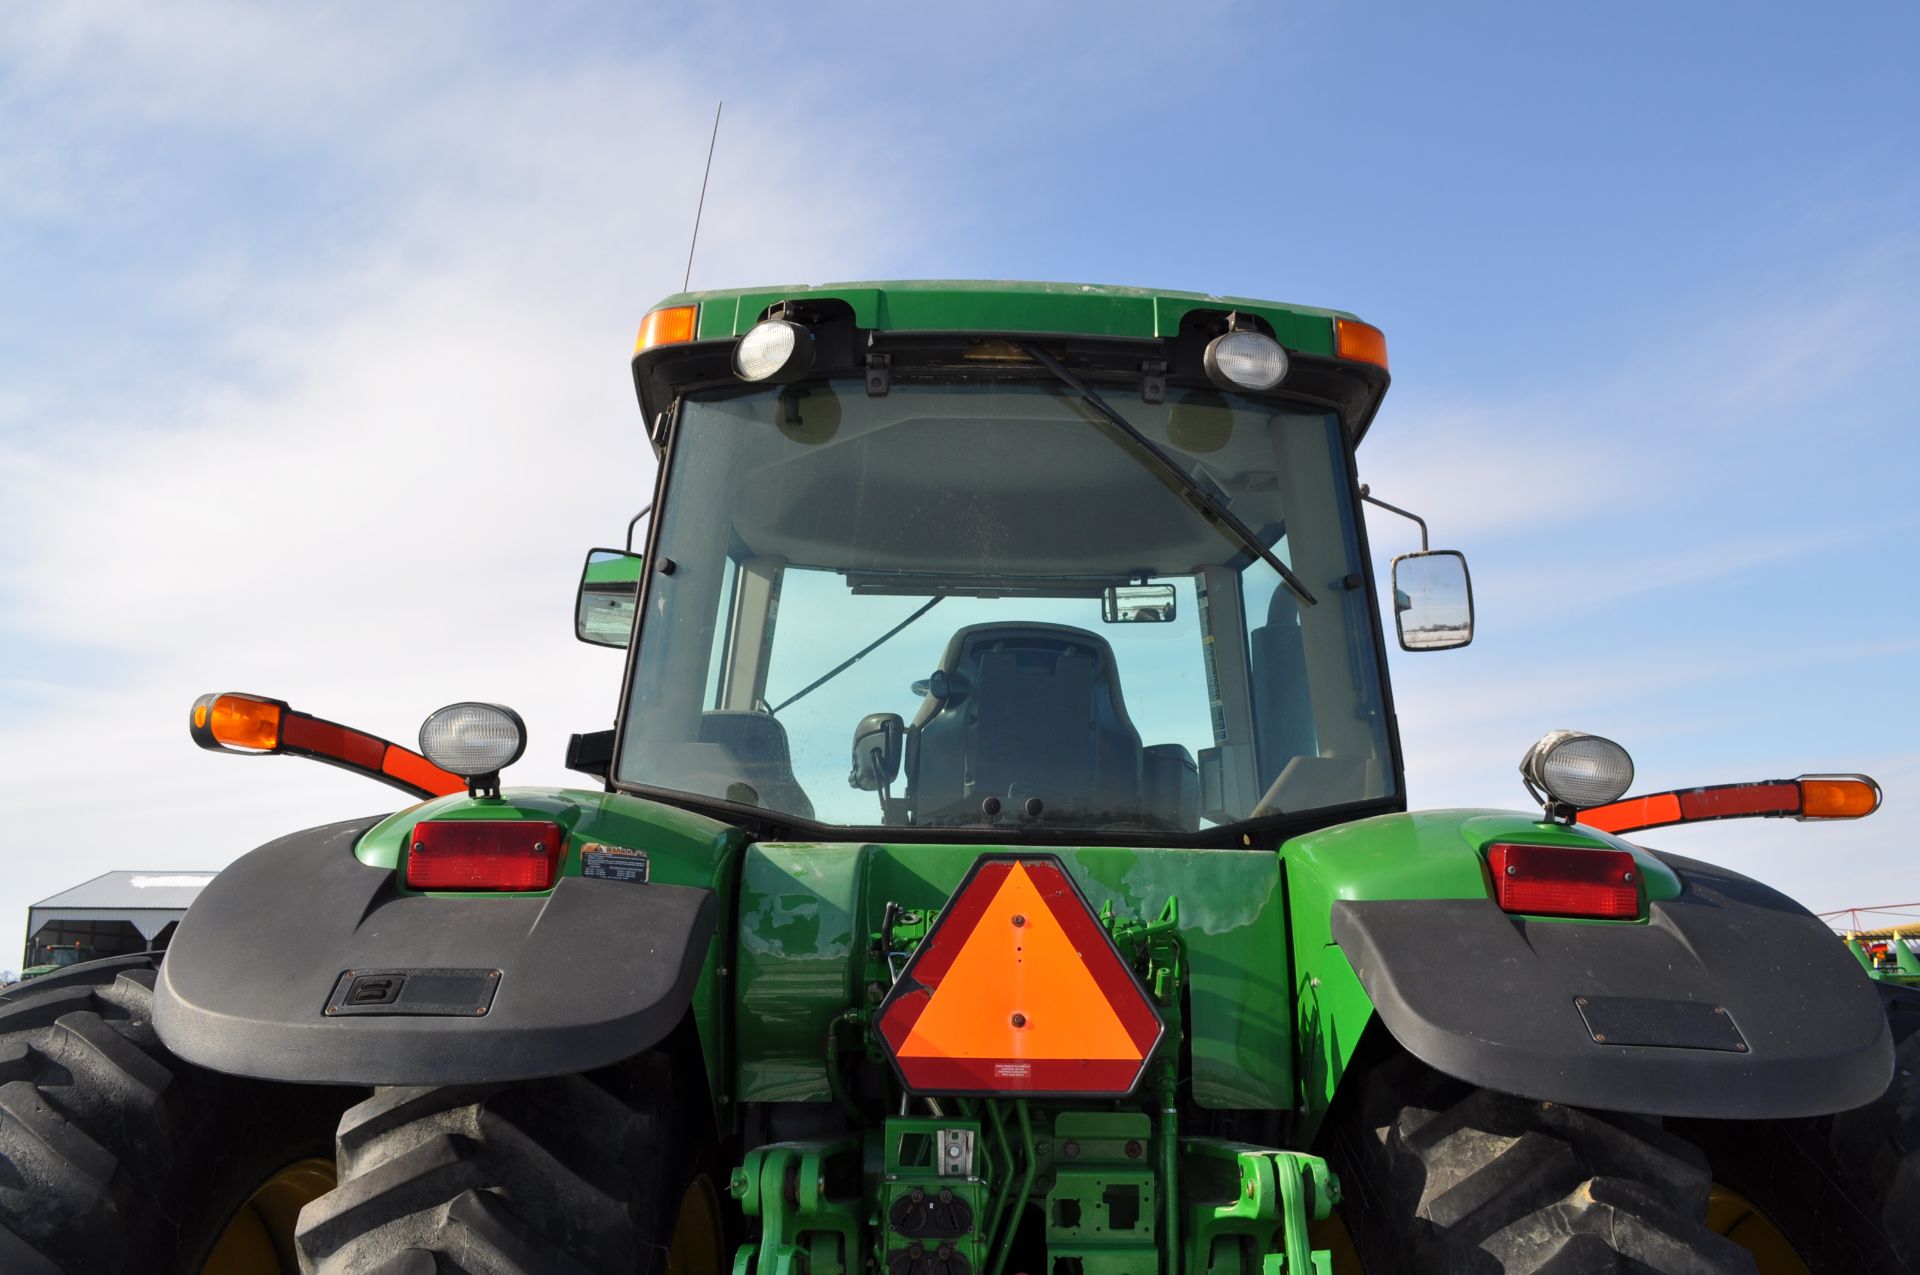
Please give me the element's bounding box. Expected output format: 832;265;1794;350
1331;851;1892;1119
154;816;715;1086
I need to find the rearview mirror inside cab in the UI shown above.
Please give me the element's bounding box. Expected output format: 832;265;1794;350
1392;551;1473;651
576;548;644;648
1102;584;1176;624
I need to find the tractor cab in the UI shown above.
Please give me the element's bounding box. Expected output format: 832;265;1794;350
580;283;1469;844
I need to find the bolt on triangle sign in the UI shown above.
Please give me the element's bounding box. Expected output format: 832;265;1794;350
875;855;1164;1096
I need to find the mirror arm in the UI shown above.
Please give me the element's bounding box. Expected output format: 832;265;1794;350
624;503;655;553
1359;484;1428;552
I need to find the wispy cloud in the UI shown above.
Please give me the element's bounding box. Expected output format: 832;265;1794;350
0;6;940;968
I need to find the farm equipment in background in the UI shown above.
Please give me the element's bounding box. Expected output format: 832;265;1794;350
1814;903;1920;987
1;281;1911;1275
18;942;98;982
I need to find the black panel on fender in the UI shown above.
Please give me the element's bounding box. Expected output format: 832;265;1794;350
154;816;715;1085
1331;851;1891;1119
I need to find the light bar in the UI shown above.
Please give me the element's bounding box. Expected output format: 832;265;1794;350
1488;843;1640;920
1580;774;1882;836
190;692;463;800
635;304;698;355
406;820;564;891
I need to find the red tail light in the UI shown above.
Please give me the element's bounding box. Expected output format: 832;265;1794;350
1489;843;1640;920
406;821;564;891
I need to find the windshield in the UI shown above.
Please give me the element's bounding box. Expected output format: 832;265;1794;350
617;377;1394;835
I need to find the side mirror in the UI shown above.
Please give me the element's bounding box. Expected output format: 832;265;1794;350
1101;583;1177;623
1391;550;1474;651
577;548;644;648
848;712;905;792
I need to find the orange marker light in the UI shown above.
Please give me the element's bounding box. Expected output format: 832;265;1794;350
1335;317;1389;370
1579;772;1882;835
188;690;463;799
875;857;1162;1096
1800;775;1881;820
205;693;283;752
635;304;698;355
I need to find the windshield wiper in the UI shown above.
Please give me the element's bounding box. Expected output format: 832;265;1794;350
770;595;944;714
1022;344;1317;607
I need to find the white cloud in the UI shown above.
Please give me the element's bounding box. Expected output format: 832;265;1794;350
0;7;939;969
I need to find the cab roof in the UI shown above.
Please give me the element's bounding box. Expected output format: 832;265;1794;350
649;279;1362;358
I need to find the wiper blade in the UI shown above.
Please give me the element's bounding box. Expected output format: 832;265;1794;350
1022;345;1317;607
770;595;943;714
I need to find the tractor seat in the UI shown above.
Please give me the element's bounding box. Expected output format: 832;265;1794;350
909;622;1144;821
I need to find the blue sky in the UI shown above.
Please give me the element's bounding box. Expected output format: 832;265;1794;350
2;2;1916;971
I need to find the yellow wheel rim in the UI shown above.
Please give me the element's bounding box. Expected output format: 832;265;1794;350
201;1156;337;1275
1707;1183;1811;1275
668;1172;726;1275
1309;1206;1365;1275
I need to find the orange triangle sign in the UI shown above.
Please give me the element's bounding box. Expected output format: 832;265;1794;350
876;856;1163;1095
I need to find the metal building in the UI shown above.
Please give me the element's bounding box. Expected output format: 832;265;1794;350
21;871;217;970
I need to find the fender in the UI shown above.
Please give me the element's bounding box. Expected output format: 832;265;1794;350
154;813;718;1086
1331;849;1891;1119
1286;810;1892;1128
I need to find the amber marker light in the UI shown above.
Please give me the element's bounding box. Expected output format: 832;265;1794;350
189;691;464;799
1334;317;1389;370
190;692;284;753
1800;775;1881;820
1580;772;1883;835
635;304;698;355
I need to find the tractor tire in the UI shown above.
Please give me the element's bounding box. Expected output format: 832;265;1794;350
1671;982;1920;1274
1325;1047;1759;1274
0;953;352;1274
294;1043;723;1274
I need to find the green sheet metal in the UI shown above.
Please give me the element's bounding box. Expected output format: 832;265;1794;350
648;279;1351;356
735;843;1292;1110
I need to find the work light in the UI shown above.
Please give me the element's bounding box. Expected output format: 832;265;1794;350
735;318;816;383
1203;330;1289;392
1520;730;1634;812
420;702;527;795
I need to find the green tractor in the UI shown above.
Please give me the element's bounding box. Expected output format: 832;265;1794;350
1;281;1911;1274
18;942;98;982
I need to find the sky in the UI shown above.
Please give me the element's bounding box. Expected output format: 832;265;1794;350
1;1;1916;973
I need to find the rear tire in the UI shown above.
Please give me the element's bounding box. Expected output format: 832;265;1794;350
295;1044;721;1274
1674;983;1920;1274
0;954;351;1274
1325;1048;1758;1273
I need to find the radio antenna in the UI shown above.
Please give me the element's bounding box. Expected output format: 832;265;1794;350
683;100;723;292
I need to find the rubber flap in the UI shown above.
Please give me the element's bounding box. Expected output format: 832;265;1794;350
154;817;715;1085
1331;851;1892;1119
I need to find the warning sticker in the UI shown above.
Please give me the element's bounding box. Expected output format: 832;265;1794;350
580;844;650;883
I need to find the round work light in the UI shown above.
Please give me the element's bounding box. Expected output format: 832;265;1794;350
420;702;527;792
1520;730;1635;811
1203;330;1289;392
734;319;816;384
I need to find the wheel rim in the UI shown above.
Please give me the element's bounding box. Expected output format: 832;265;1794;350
200;1156;337;1275
668;1172;726;1275
1707;1183;1811;1275
1309;1206;1366;1274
